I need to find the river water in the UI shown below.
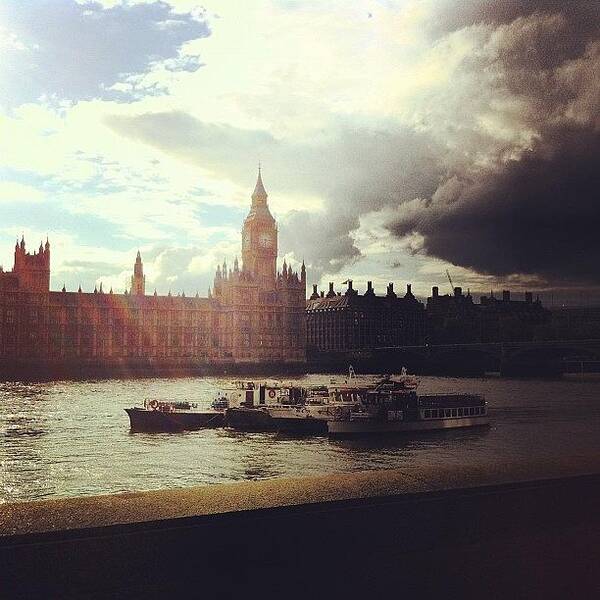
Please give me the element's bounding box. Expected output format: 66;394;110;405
1;374;600;504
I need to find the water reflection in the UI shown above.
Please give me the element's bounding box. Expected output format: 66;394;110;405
0;375;599;503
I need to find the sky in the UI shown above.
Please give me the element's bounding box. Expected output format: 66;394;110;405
0;0;598;301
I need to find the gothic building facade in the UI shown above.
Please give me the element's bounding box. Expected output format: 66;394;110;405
0;170;306;376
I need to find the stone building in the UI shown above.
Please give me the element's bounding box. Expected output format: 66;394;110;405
306;280;425;352
0;170;306;376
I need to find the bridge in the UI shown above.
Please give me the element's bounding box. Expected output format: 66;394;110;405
308;339;600;376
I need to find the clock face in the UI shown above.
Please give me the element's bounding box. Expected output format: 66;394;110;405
259;232;273;248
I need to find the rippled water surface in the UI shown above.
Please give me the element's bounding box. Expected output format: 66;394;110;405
1;374;600;503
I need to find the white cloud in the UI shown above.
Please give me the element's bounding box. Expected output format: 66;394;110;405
0;182;45;203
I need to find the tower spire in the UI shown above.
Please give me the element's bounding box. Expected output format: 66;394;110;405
251;164;268;203
131;250;145;295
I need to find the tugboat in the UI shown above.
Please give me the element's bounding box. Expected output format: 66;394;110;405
224;382;306;431
327;374;489;438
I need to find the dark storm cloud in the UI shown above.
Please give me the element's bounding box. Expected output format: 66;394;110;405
0;0;209;107
390;126;600;284
382;2;600;286
430;0;599;46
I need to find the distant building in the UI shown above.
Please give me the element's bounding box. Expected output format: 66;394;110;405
479;290;549;342
426;287;550;344
426;286;480;344
306;280;425;353
0;169;306;373
541;305;600;340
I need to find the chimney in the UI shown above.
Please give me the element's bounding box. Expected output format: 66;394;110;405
405;283;414;297
454;287;462;297
345;280;355;296
502;290;510;302
310;284;319;300
365;281;374;296
432;286;439;298
326;282;336;298
386;282;397;298
525;291;533;303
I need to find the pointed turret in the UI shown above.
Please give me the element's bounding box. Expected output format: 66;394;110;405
251;164;268;203
131;250;145;295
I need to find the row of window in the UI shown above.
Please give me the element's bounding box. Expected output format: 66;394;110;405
422;406;486;419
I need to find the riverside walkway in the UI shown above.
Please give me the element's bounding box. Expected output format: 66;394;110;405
2;456;600;598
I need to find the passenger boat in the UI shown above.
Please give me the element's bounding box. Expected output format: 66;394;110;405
263;367;418;434
327;376;489;438
264;384;366;433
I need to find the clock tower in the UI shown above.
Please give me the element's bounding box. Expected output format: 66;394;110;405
242;166;278;289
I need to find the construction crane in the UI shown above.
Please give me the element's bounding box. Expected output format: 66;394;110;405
446;269;454;294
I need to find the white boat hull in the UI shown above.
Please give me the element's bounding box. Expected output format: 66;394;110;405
328;415;490;437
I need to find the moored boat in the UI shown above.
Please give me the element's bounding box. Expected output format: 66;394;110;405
265;367;417;434
126;400;225;432
224;381;306;431
327;376;489;438
126;380;294;433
